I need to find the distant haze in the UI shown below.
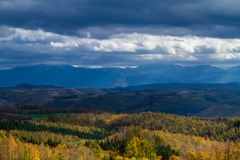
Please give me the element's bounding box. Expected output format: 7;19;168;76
1;64;240;88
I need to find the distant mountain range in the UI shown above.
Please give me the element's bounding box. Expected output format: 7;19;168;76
124;82;240;90
1;64;240;88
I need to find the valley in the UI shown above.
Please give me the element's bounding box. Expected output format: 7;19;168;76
1;84;240;159
1;84;240;117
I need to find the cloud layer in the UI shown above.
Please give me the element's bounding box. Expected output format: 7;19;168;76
1;0;240;69
0;0;240;38
1;27;240;69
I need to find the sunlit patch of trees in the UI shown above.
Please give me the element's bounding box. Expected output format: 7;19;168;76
8;130;75;147
0;119;113;140
45;112;240;141
2;112;240;159
0;130;97;160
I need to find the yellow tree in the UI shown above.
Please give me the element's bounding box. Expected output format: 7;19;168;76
140;139;156;160
16;138;25;160
196;151;208;160
231;141;240;160
29;144;40;160
125;137;141;159
170;155;180;160
0;136;6;160
211;142;224;160
7;134;17;160
186;151;197;160
24;145;31;160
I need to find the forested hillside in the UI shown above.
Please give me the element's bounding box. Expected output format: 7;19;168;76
43;112;240;142
2;87;240;116
1;112;240;159
2;85;240;159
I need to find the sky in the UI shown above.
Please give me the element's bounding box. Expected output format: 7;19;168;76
0;0;240;69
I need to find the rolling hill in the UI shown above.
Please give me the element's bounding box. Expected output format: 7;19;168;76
2;85;240;117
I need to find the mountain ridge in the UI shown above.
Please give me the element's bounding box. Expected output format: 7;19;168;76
0;64;240;88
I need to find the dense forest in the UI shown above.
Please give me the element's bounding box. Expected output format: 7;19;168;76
1;112;240;159
2;87;240;116
44;112;240;141
2;85;240;159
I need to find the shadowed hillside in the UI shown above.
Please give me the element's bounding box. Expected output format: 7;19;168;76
2;85;240;117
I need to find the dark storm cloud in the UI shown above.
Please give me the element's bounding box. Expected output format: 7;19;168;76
0;0;240;38
1;27;240;69
1;0;240;69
